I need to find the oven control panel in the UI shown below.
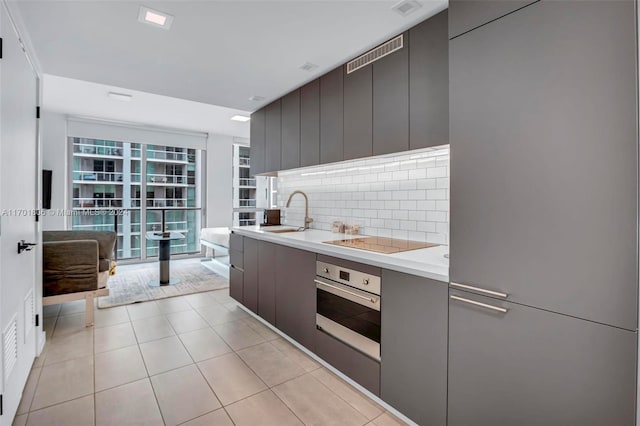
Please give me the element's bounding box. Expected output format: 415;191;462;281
316;261;381;295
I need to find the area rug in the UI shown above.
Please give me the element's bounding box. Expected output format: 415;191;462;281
98;258;228;308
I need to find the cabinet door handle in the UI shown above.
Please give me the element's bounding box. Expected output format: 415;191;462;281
230;264;244;273
314;279;379;305
450;295;508;313
450;282;508;298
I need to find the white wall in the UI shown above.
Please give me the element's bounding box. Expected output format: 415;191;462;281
278;146;450;245
206;134;247;228
40;110;68;230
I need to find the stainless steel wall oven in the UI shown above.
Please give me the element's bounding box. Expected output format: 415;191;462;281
315;261;381;361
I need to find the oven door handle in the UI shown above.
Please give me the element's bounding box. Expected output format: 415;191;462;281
314;279;379;304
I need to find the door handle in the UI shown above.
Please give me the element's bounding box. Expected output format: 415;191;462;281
314;279;379;304
450;295;508;313
17;240;37;254
450;282;508;298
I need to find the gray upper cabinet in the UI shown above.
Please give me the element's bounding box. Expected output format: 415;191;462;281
448;0;538;39
264;100;282;173
258;241;276;325
275;244;316;351
343;64;373;160
381;271;447;426
373;32;409;156
249;108;266;176
281;90;301;170
450;1;637;330
448;289;637;426
242;237;259;313
409;11;448;150
300;79;321;167
320;67;344;164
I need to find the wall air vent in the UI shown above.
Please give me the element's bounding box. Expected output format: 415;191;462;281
346;34;404;74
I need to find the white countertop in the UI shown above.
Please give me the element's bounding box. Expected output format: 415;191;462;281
232;226;449;283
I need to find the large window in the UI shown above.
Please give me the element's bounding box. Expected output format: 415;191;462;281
70;138;203;261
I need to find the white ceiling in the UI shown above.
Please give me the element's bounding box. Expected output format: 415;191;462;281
42;74;252;138
14;0;447;112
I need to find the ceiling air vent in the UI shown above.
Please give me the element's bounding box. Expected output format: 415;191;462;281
347;34;404;74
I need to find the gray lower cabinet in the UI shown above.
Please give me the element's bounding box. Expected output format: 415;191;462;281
265;100;282;173
448;289;637;426
320;67;344;164
373;32;409;156
300;79;320;167
249;108;266;176
229;263;243;303
229;233;244;303
281;90;301;170
380;271;447;426
450;0;638;330
275;244;316;351
242;237;259;313
257;241;276;325
315;329;380;396
448;0;538;39
409;10;448;150
343;64;372;160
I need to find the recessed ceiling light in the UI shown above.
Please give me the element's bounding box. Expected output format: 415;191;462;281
299;62;319;72
231;115;251;122
249;95;265;102
392;0;422;16
108;92;133;102
138;6;174;30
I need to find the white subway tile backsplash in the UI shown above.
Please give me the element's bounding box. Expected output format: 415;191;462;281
385;200;400;210
400;200;417;210
385;219;400;230
426;189;447;200
399;180;418;190
393;210;409;220
384;181;401;191
408;210;426;221
436;178;449;189
277;146;450;244
392;190;409;201
408;169;427;180
427;167;447;178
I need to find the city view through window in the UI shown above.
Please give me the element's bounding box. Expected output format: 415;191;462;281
71;138;202;260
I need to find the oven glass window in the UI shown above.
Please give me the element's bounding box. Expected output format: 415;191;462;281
317;288;381;343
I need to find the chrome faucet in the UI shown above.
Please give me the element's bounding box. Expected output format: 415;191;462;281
285;190;313;230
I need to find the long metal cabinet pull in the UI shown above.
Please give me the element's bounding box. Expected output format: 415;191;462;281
450;295;508;313
450;282;508;298
314;279;379;304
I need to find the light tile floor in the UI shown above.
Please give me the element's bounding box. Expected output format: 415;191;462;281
13;289;407;426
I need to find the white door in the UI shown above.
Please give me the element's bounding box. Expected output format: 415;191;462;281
0;5;39;424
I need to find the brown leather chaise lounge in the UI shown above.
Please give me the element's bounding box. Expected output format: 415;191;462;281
42;230;117;326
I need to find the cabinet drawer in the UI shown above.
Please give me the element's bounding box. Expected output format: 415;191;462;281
230;250;243;270
229;233;243;252
448;289;636;426
315;329;380;396
229;266;243;303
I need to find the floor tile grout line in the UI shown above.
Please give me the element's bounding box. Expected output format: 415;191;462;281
268;386;310;426
147;374;169;426
27;391;95;415
310;369;383;422
23;362;45;415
